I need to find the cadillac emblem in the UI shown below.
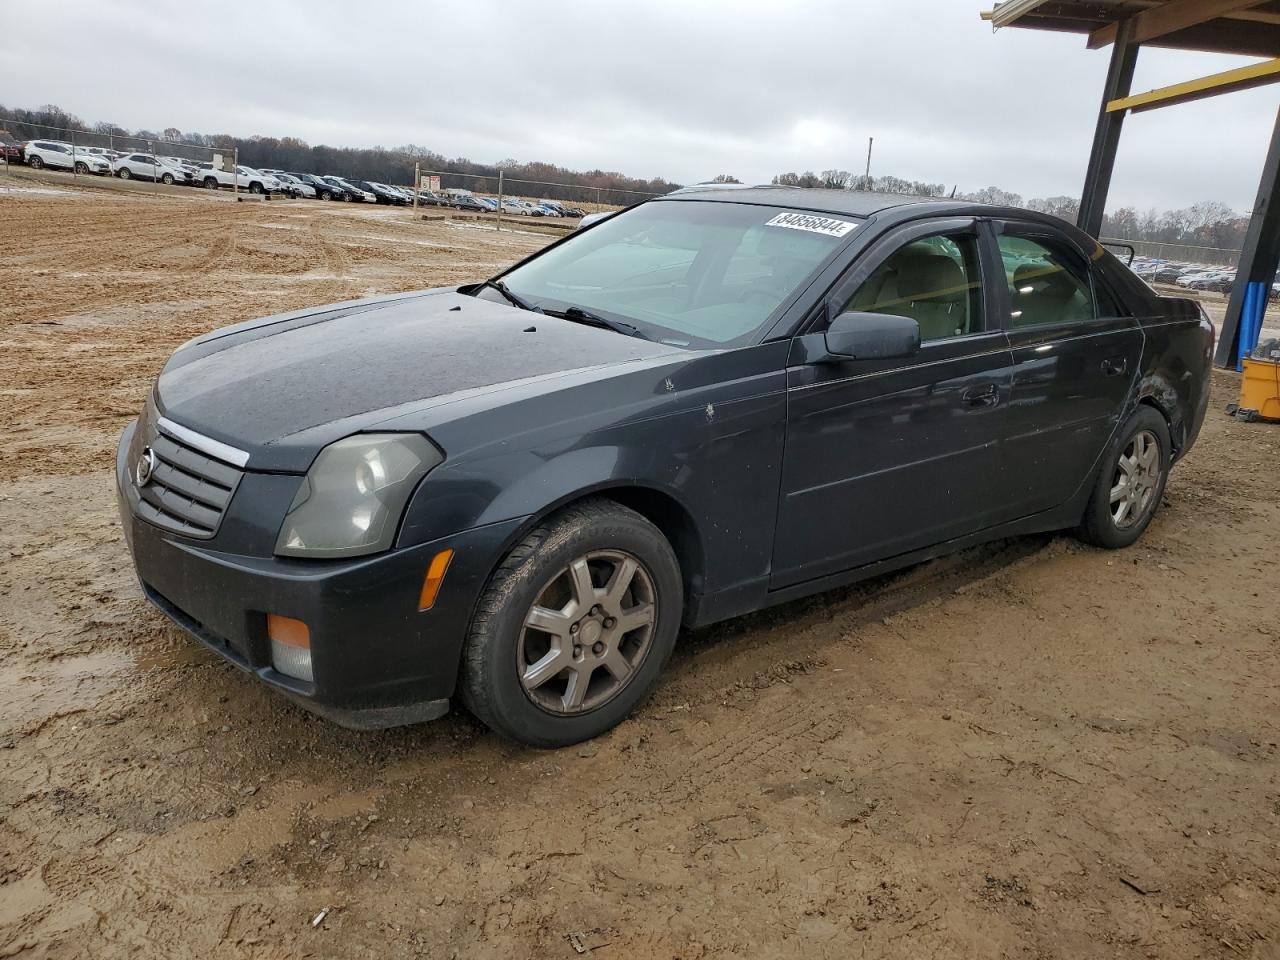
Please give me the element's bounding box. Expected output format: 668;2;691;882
135;446;158;488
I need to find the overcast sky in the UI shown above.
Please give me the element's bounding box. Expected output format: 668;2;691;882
2;0;1276;211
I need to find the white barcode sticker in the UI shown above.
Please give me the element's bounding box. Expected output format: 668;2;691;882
765;211;858;237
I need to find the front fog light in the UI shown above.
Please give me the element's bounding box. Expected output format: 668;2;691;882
267;613;313;682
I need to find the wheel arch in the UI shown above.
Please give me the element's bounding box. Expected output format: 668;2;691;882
482;482;707;627
1133;374;1185;458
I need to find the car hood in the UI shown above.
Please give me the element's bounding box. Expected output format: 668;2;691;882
155;289;681;472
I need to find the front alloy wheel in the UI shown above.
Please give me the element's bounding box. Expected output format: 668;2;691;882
461;499;682;747
518;550;657;715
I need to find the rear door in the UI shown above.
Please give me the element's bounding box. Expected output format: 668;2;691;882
993;222;1144;517
771;217;1016;588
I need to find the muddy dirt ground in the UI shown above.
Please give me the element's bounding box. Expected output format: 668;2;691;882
1;181;1278;959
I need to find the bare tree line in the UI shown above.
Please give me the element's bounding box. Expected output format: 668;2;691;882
765;169;1249;251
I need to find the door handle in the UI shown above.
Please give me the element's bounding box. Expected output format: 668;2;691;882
1101;356;1128;376
961;382;1000;407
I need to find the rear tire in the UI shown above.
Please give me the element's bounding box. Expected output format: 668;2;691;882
1078;406;1171;549
203;177;219;189
28;155;44;169
119;167;132;179
461;499;682;748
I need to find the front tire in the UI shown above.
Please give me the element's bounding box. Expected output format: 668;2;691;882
1078;406;1171;549
161;173;174;185
461;500;682;747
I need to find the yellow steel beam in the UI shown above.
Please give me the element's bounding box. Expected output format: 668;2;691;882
1088;0;1266;49
1107;57;1280;113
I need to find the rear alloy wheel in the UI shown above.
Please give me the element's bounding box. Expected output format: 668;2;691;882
28;155;44;169
119;167;132;179
204;177;219;189
1078;406;1171;549
461;499;682;747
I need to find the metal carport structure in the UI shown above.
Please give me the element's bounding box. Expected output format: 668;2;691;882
981;0;1280;368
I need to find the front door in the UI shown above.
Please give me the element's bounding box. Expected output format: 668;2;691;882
772;218;1016;589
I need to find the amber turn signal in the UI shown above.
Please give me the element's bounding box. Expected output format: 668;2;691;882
266;613;311;649
418;549;454;611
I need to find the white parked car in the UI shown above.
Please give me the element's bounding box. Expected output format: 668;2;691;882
73;145;120;168
161;156;202;180
25;140;110;175
1175;271;1214;288
501;198;532;215
196;164;282;194
113;153;192;184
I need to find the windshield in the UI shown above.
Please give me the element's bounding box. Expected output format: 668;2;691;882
496;200;859;348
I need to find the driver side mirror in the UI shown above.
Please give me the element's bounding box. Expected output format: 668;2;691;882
823;311;920;361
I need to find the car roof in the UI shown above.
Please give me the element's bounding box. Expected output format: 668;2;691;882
658;185;961;218
655;185;1103;242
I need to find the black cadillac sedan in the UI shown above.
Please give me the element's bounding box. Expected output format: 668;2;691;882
117;188;1213;746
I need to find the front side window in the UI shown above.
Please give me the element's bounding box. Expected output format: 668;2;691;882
498;201;857;348
838;233;984;342
998;234;1095;327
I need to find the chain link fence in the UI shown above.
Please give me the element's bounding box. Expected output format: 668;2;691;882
0;121;242;195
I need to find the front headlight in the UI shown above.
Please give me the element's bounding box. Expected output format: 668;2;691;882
275;433;442;559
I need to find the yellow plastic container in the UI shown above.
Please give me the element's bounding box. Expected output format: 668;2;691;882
1239;357;1280;422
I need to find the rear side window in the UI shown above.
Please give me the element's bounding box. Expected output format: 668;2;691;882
998;234;1095;328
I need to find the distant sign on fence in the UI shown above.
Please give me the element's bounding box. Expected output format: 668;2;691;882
427;175;440;192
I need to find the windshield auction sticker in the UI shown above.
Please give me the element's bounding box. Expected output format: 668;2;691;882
765;211;859;238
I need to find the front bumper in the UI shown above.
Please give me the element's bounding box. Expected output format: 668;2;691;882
116;420;524;729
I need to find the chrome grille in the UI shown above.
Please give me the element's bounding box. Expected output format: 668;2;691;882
134;421;245;539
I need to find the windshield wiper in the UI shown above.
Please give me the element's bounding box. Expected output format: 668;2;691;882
477;279;542;313
549;306;648;340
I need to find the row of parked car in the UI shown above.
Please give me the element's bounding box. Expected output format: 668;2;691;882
1133;256;1280;300
1131;257;1239;294
9;139;589;216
